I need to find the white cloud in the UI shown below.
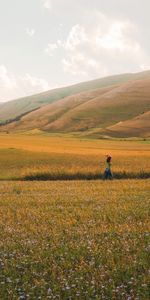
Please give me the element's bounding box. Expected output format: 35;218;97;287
0;66;50;102
0;65;17;90
26;28;35;37
62;54;108;77
63;54;87;76
21;73;49;92
64;24;88;51
45;11;149;79
44;42;58;56
61;15;144;77
95;21;140;52
140;63;150;71
42;0;52;10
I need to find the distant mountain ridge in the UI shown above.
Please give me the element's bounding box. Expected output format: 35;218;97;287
0;71;150;138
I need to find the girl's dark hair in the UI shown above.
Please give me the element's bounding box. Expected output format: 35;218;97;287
106;156;111;163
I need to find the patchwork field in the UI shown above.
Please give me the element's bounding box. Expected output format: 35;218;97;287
0;134;149;299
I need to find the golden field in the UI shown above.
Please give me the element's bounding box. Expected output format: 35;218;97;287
0;180;150;299
0;133;149;299
0;133;149;180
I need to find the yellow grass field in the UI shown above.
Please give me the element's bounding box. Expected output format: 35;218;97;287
0;133;149;180
0;180;150;299
0;133;150;299
0;133;149;155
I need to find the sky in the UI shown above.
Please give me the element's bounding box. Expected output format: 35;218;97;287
0;0;150;102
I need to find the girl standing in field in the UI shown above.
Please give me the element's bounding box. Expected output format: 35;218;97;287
104;155;113;180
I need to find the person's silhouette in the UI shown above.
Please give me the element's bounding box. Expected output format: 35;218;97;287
104;155;113;180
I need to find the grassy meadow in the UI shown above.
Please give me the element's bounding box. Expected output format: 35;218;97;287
0;133;149;180
0;133;150;299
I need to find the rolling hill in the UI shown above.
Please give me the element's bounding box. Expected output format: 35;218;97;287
0;71;150;138
1;70;150;124
1;85;117;131
43;79;150;133
100;111;150;138
0;72;135;124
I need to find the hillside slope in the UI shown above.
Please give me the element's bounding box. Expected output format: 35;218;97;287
0;71;150;138
1;78;150;138
1;71;150;124
1;86;118;131
43;79;150;133
101;111;150;138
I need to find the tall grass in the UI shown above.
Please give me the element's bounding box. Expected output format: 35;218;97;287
23;170;150;181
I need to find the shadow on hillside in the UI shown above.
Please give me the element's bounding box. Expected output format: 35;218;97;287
22;171;150;181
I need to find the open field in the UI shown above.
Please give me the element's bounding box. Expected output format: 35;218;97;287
0;134;149;180
0;180;150;299
0;134;149;299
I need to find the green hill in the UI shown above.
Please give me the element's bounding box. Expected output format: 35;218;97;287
0;71;150;138
1;71;149;124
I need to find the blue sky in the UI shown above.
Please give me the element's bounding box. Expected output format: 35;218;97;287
0;0;150;102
